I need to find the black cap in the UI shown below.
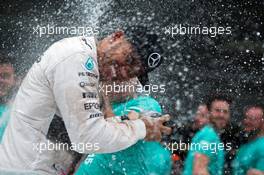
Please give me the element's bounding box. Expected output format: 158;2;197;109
125;26;164;86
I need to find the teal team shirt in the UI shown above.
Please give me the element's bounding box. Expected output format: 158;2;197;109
232;137;264;175
0;104;10;142
183;125;225;175
75;96;172;175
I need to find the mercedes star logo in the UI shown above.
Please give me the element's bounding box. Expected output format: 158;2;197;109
148;53;161;68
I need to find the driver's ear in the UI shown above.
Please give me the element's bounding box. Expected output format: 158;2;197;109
112;31;124;41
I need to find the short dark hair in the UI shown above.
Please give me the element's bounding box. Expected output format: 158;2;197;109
205;93;233;110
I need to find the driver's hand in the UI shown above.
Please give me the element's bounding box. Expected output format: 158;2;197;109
140;114;172;142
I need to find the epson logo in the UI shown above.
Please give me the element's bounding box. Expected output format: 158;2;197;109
84;103;100;110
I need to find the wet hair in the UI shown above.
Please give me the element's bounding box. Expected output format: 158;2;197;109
205;93;233;111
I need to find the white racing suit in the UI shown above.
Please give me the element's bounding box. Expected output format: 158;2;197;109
0;36;146;175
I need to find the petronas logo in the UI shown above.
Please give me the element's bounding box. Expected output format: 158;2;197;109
85;57;94;71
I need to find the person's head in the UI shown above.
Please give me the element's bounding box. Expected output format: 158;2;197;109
97;26;163;84
193;104;209;129
243;104;264;135
0;53;16;100
206;94;232;130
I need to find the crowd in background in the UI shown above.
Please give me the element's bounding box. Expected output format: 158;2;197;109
171;95;264;175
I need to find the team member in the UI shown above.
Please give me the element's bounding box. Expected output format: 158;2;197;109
232;104;264;175
177;103;209;149
183;94;232;175
75;78;172;175
0;26;171;174
193;104;209;130
0;53;16;142
170;103;209;174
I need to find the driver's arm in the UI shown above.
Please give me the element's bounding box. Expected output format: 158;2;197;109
51;51;147;154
